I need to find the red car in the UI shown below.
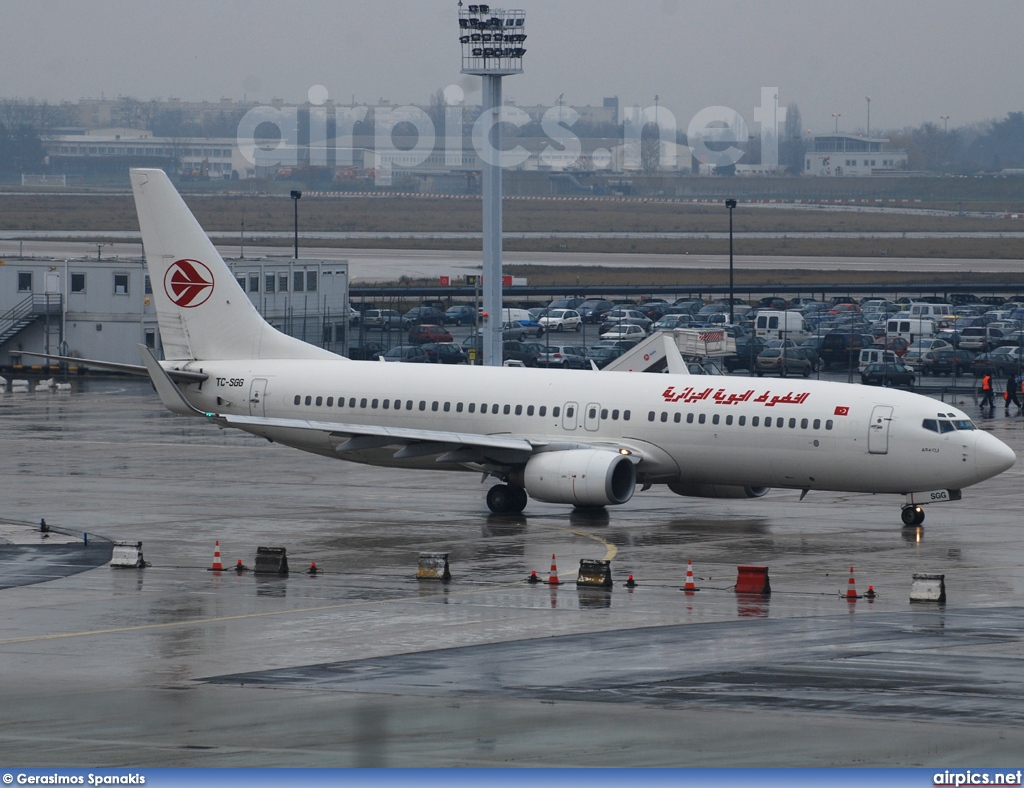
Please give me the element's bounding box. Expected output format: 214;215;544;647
408;324;453;345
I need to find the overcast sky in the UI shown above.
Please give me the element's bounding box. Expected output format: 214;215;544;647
4;0;1021;133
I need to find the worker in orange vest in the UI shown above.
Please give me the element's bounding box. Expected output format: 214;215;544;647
980;373;995;410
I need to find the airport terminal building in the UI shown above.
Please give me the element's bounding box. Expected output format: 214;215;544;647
0;256;350;371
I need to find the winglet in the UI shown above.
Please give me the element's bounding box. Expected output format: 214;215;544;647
663;334;689;375
139;345;208;417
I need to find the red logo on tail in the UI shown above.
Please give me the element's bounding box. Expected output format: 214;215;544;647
164;259;214;308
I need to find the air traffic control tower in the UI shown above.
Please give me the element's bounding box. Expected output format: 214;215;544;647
457;3;526;366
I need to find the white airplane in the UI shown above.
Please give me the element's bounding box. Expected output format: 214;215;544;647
59;168;1024;526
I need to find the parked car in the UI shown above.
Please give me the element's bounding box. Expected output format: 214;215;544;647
861;362;915;388
584;345;624;369
755;348;812;377
921;349;976;376
576;299;614;324
403;306;448;326
420;342;468;364
723;336;767;372
363;309;406;329
537;344;588;369
972;347;1023;376
600;308;653;334
408;324;454;345
958;327;1006;353
347;342;385;361
819;332;873;369
538;309;583;332
382;345;429;363
501;340;538;366
444;304;477;327
600;323;647;342
903;338;953;369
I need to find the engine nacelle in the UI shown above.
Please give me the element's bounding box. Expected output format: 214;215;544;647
514;450;637;506
668;482;770;499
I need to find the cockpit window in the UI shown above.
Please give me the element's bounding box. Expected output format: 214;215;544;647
922;419;938;433
938;420;955;433
953;419;976;430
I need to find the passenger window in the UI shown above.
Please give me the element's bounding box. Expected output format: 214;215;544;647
469;403;476;413
752;416;759;426
516;405;523;415
432;402;439;412
674;413;681;423
360;398;367;408
712;414;720;425
293;395;300;405
765;417;772;427
789;418;796;428
601;409;608;419
813;419;820;429
382;399;390;409
623;410;630;421
481;403;487;413
327;397;334;407
503;404;511;415
660;412;668;422
457;403;464;413
566;407;574;418
540;406;547;417
648;411;656;422
739;416;746;426
686;413;694;424
589;407;597;419
826;420;833;430
527;405;534;416
315;396;323;406
305;396;312;406
611;409;619;420
349;398;356;408
778;419;784;428
801;418;808;429
420;401;427;411
726;415;733;425
553;407;561;417
371;399;379;409
698;413;706;424
444;402;451;412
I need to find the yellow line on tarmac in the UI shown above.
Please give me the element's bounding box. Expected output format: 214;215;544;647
567;528;618;562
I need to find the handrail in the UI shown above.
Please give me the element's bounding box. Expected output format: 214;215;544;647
0;293;62;344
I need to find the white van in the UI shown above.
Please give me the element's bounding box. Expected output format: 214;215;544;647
858;348;898;372
886;318;937;343
484;307;533;324
755;310;809;343
908;303;953;320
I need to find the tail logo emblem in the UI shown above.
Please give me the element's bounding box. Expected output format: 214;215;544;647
165;259;214;308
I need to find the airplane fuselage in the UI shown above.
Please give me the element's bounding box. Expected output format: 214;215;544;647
176;358;1006;496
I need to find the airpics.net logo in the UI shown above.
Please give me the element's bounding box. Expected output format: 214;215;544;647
236;85;788;186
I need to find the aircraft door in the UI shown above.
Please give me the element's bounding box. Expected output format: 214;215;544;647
868;405;893;454
562;401;578;431
584;402;601;431
249;378;268;417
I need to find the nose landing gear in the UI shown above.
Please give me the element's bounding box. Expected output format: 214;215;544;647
901;505;925;526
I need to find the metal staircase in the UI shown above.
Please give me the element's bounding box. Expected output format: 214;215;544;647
602;328;736;373
0;294;63;348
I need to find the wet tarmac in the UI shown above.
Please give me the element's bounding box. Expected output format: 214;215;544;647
1;378;1023;766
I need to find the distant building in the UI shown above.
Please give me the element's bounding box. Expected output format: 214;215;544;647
804;134;907;176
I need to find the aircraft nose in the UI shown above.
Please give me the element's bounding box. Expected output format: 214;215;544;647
975;432;1016;481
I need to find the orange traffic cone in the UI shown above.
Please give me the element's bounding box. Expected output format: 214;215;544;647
844;566;860;599
546;553;562;586
682;558;700;592
208;540;223;571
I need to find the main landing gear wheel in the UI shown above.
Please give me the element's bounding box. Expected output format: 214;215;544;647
487;484;528;514
901;505;925;526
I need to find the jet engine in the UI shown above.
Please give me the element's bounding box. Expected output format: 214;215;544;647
668;482;770;499
513;450;637;506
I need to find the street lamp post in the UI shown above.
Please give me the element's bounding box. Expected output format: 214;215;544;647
290;190;302;259
941;115;949;133
865;96;871;142
725;199;737;323
832;112;841;134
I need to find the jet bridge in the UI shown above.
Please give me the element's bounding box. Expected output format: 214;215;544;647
601;328;736;373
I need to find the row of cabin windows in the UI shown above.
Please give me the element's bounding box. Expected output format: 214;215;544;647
292;394;631;421
648;410;834;431
236;271;318;294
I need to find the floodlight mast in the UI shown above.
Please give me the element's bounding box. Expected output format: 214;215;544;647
458;3;526;366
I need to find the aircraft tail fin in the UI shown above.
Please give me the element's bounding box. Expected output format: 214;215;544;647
130;168;337;362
